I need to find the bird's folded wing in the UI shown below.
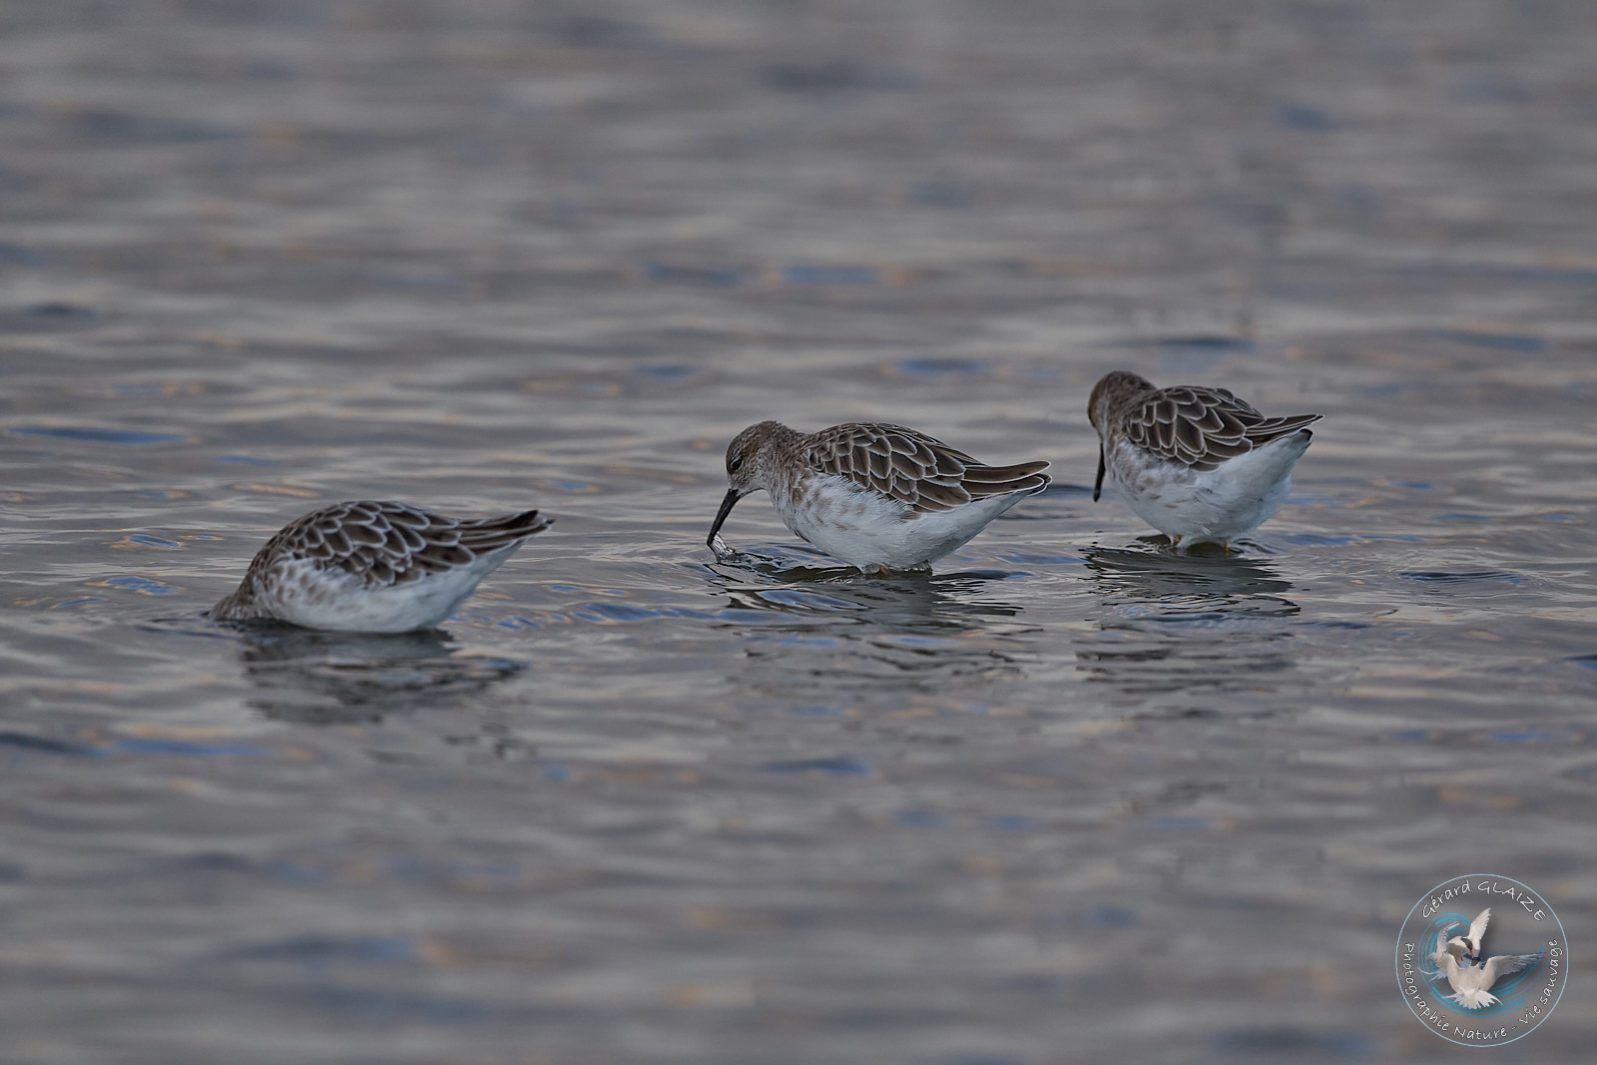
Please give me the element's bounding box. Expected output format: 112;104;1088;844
807;423;1049;512
1121;385;1321;471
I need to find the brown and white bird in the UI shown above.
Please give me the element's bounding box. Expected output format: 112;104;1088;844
213;501;549;632
708;420;1050;572
1087;371;1321;549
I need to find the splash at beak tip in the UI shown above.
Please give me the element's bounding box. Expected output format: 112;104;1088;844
707;487;741;554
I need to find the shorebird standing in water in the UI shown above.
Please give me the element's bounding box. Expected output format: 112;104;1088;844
213;501;550;632
1088;370;1321;550
708;420;1050;573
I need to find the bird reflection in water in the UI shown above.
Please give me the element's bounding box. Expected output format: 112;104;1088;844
1084;542;1297;602
230;623;524;724
704;546;1035;698
1076;544;1306;712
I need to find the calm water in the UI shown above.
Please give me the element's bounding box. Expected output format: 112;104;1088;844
3;1;1595;1062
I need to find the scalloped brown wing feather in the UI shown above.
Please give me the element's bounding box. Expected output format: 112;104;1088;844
1122;387;1322;472
245;502;550;591
804;423;1050;513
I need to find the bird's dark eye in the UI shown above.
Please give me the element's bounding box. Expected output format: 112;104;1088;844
729;457;743;472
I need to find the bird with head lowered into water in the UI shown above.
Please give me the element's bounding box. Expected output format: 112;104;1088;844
1087;370;1321;550
707;420;1050;573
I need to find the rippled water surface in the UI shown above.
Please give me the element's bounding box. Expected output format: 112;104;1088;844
3;1;1596;1062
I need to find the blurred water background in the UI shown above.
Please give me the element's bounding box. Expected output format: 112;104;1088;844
2;1;1596;1062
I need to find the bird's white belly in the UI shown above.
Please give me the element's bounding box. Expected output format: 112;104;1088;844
1111;433;1309;543
774;474;1025;570
257;553;511;632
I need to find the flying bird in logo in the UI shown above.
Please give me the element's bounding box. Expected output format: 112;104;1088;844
1428;907;1541;1009
1443;907;1492;963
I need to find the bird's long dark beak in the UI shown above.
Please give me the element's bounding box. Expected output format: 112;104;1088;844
1092;444;1105;502
707;487;741;547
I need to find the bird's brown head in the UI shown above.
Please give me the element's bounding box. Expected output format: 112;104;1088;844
1087;370;1156;433
707;421;788;548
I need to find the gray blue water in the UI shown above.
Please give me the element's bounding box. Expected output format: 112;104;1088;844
2;1;1595;1062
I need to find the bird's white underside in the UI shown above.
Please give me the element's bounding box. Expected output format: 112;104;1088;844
1106;431;1312;544
769;472;1032;570
249;546;523;632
